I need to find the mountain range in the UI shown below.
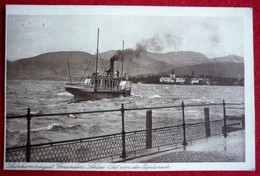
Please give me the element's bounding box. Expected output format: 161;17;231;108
6;50;244;81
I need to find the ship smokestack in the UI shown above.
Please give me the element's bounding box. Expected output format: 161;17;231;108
110;56;116;78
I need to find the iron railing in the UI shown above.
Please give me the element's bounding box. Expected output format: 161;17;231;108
6;100;244;162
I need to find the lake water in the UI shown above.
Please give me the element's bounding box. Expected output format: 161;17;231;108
5;80;244;147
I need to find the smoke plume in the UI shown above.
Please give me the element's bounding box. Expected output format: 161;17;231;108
110;33;182;61
140;33;182;52
110;44;147;61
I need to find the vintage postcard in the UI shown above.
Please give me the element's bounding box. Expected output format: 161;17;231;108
4;5;255;170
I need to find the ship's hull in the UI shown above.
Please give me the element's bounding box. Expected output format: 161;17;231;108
65;86;131;101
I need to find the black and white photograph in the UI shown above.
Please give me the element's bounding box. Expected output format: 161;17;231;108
4;5;255;171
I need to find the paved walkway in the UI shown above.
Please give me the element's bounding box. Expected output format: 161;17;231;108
124;130;245;163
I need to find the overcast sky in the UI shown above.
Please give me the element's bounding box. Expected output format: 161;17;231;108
6;14;244;61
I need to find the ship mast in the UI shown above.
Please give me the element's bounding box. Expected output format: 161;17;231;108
121;40;124;78
94;28;99;91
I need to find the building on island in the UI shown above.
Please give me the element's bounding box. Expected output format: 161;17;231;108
159;69;210;85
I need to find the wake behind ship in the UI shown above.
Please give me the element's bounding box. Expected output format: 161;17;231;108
65;29;131;101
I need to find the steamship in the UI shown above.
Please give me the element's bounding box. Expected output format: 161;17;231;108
65;29;131;101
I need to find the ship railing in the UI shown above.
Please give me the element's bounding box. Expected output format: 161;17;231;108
5;100;244;162
66;76;129;91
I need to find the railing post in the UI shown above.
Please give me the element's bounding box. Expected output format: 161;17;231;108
182;101;188;146
242;114;245;129
26;108;31;162
120;104;127;159
146;110;152;149
223;99;228;137
204;107;211;137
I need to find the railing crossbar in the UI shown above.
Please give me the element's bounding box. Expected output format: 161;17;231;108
187;119;223;126
226;107;245;110
226;103;244;105
6;102;236;119
7;132;122;150
184;103;223;107
7;109;121;119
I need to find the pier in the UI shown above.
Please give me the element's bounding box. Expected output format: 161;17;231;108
5;100;244;163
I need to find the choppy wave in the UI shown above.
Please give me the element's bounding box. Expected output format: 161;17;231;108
89;124;101;133
150;94;161;98
7;123;82;134
57;92;73;97
131;93;143;98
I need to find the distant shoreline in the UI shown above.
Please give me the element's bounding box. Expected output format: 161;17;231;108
6;79;244;87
